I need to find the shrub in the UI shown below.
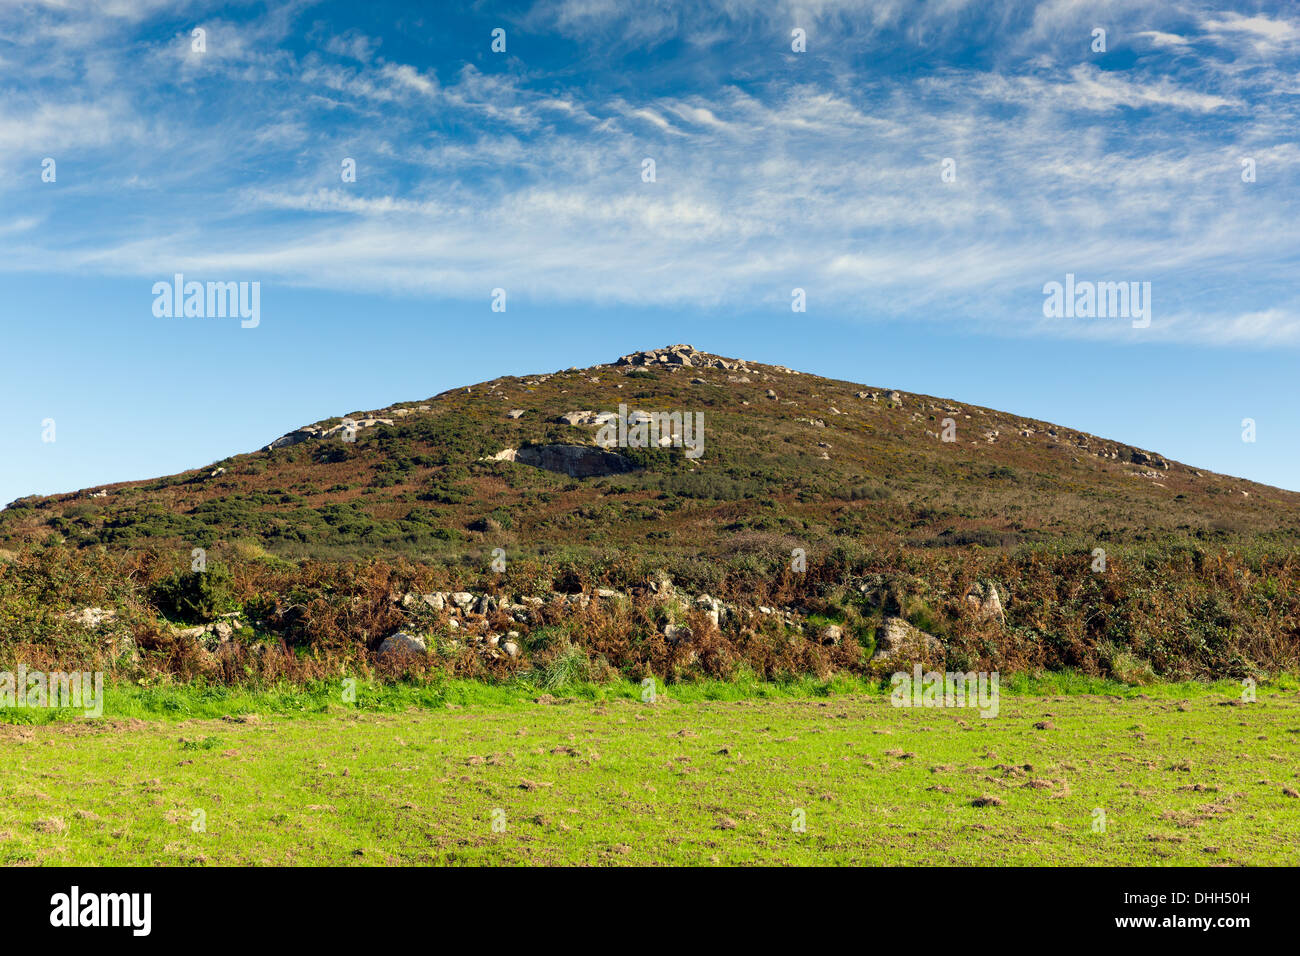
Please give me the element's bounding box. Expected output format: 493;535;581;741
151;566;237;622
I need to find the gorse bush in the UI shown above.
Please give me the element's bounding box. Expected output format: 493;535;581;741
151;566;237;622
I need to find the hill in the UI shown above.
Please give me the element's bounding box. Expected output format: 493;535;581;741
0;344;1296;684
3;343;1294;559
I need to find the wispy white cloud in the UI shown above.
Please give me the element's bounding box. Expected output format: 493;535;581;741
1;0;1297;347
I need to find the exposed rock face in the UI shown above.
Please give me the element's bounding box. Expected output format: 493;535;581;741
872;617;944;667
498;444;635;479
265;428;319;450
263;417;393;451
1128;450;1170;470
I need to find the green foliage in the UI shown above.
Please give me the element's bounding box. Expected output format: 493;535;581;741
152;565;237;623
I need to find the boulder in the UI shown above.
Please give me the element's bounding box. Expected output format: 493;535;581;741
105;632;140;666
176;620;237;653
694;595;721;629
817;624;844;645
64;607;117;629
872;617;944;667
663;624;693;644
647;573;676;599
964;581;1006;622
377;632;428;660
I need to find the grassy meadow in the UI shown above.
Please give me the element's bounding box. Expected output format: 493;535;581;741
2;676;1298;866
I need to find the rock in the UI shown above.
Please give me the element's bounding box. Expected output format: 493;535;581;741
264;427;320;451
263;416;392;451
451;592;475;609
872;617;944;667
694;594;721;629
885;390;903;406
105;632;140;666
964;581;1005;622
595;588;623;599
507;409;525;419
65;607;117;628
817;624;843;645
377;632;428;660
511;444;635;479
614;344;730;369
557;410;596;426
424;592;446;611
663;624;693;643
502;640;520;658
473;594;498;616
647;573;676;598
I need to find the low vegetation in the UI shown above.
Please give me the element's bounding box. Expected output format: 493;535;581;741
3;680;1297;865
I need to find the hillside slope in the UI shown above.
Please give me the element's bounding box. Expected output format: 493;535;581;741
2;345;1297;684
2;344;1295;562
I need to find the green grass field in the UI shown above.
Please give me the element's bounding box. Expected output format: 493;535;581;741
3;678;1298;866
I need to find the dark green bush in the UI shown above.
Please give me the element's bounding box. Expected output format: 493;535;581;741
151;566;237;622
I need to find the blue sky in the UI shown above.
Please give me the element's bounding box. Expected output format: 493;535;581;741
2;0;1298;505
